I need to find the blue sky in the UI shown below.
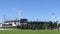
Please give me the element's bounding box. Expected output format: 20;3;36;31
0;0;60;23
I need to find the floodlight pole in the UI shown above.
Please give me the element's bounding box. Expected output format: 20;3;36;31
4;15;6;23
19;10;22;25
52;11;56;22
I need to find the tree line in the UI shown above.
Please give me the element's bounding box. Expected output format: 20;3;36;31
17;21;60;30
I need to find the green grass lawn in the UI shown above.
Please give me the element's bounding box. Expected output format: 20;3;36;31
0;29;60;34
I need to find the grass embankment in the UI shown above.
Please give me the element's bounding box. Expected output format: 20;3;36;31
0;29;60;34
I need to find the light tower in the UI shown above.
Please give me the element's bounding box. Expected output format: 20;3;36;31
18;10;22;25
51;10;59;29
51;10;59;23
51;11;57;22
4;15;6;23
